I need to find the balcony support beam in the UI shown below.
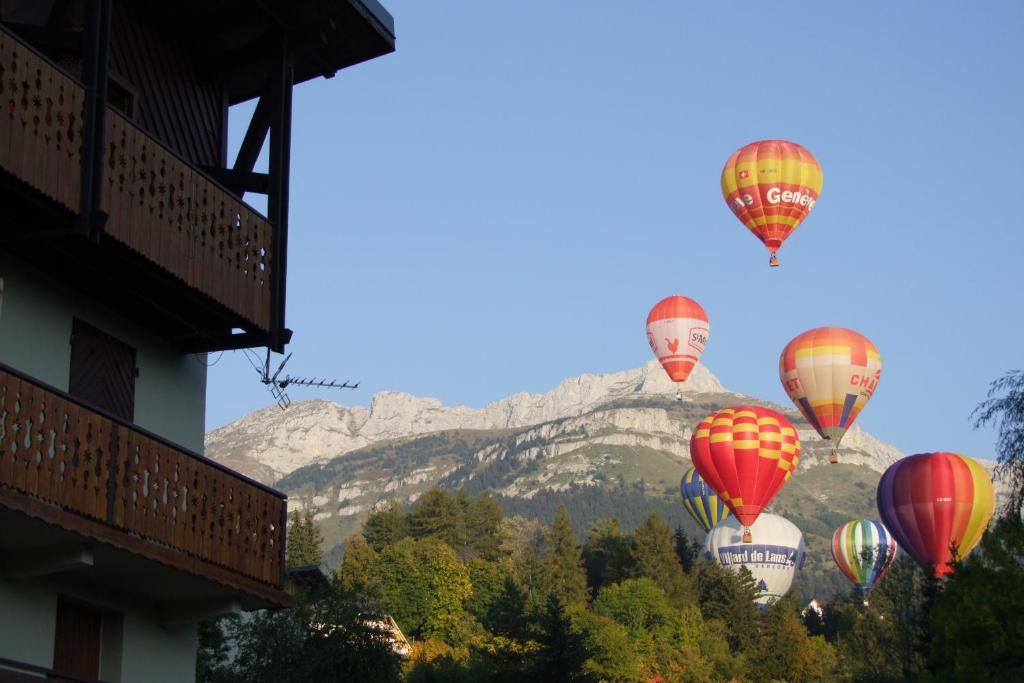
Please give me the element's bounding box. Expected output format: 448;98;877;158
78;0;111;239
234;95;271;177
1;544;94;579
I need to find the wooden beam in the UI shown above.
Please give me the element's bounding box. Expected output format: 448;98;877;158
158;597;241;628
1;544;93;579
267;34;294;354
233;95;271;175
200;167;270;196
78;0;111;238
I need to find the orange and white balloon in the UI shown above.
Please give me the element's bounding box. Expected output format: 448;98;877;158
646;296;709;392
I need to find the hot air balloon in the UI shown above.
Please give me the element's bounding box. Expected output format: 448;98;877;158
721;140;823;266
705;513;806;606
690;406;800;542
876;453;994;579
680;467;730;533
832;519;898;604
646;295;709;400
779;327;882;464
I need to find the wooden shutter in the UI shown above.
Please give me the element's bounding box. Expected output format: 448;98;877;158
69;319;137;422
52;599;103;680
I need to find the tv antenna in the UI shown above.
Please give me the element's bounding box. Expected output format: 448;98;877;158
241;348;359;409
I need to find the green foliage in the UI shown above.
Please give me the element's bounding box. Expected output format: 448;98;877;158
286;509;324;568
335;534;379;596
198;586;401;683
694;559;761;652
374;536;472;640
592;578;675;640
543;505;590;606
928;515;1024;680
749;599;834;682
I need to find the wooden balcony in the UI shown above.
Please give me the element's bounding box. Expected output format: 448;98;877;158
0;362;289;608
0;24;276;348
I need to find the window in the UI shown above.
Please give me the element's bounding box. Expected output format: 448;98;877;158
69;319;137;422
53;598;123;681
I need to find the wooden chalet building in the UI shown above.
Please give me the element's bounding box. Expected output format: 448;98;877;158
0;1;393;680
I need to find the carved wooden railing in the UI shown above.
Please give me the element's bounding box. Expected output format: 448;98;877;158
0;25;273;332
102;111;274;331
0;26;84;212
0;363;286;590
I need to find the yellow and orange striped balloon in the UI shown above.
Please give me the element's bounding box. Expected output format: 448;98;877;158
721;140;823;266
779;327;881;462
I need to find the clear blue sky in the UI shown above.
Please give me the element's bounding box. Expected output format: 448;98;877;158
206;1;1022;461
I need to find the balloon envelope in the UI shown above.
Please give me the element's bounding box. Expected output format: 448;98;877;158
680;467;730;533
779;327;882;452
876;452;994;578
832;519;898;598
705;513;806;605
690;406;800;529
646;295;709;384
721;140;823;264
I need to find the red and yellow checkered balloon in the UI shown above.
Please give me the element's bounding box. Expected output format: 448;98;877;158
721;140;823;266
689;406;800;528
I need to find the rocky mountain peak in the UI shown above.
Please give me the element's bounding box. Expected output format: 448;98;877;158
206;361;725;482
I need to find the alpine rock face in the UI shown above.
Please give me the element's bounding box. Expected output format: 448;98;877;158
205;361;912;526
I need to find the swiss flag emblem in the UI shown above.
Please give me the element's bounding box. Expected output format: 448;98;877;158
738;170;749;179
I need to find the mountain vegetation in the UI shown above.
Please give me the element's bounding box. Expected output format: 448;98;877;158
199;488;1024;682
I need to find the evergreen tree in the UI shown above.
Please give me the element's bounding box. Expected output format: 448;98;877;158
487;575;530;640
533;595;587;681
407;488;460;546
749;599;831;682
543;505;589;606
462;492;504;559
672;525;701;573
694;560;761;652
629;513;694;607
286;509;323;568
581;518;631;597
362;500;407;551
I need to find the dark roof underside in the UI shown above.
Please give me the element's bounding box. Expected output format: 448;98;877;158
138;0;395;103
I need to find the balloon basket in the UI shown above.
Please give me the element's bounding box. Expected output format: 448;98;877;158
742;528;752;543
829;450;839;465
769;254;779;267
674;390;683;401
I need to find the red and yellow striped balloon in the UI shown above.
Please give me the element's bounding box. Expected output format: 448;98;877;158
690;406;800;533
721;140;823;266
779;327;881;462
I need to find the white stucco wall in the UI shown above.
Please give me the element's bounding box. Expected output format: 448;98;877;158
0;576;198;683
0;252;207;453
